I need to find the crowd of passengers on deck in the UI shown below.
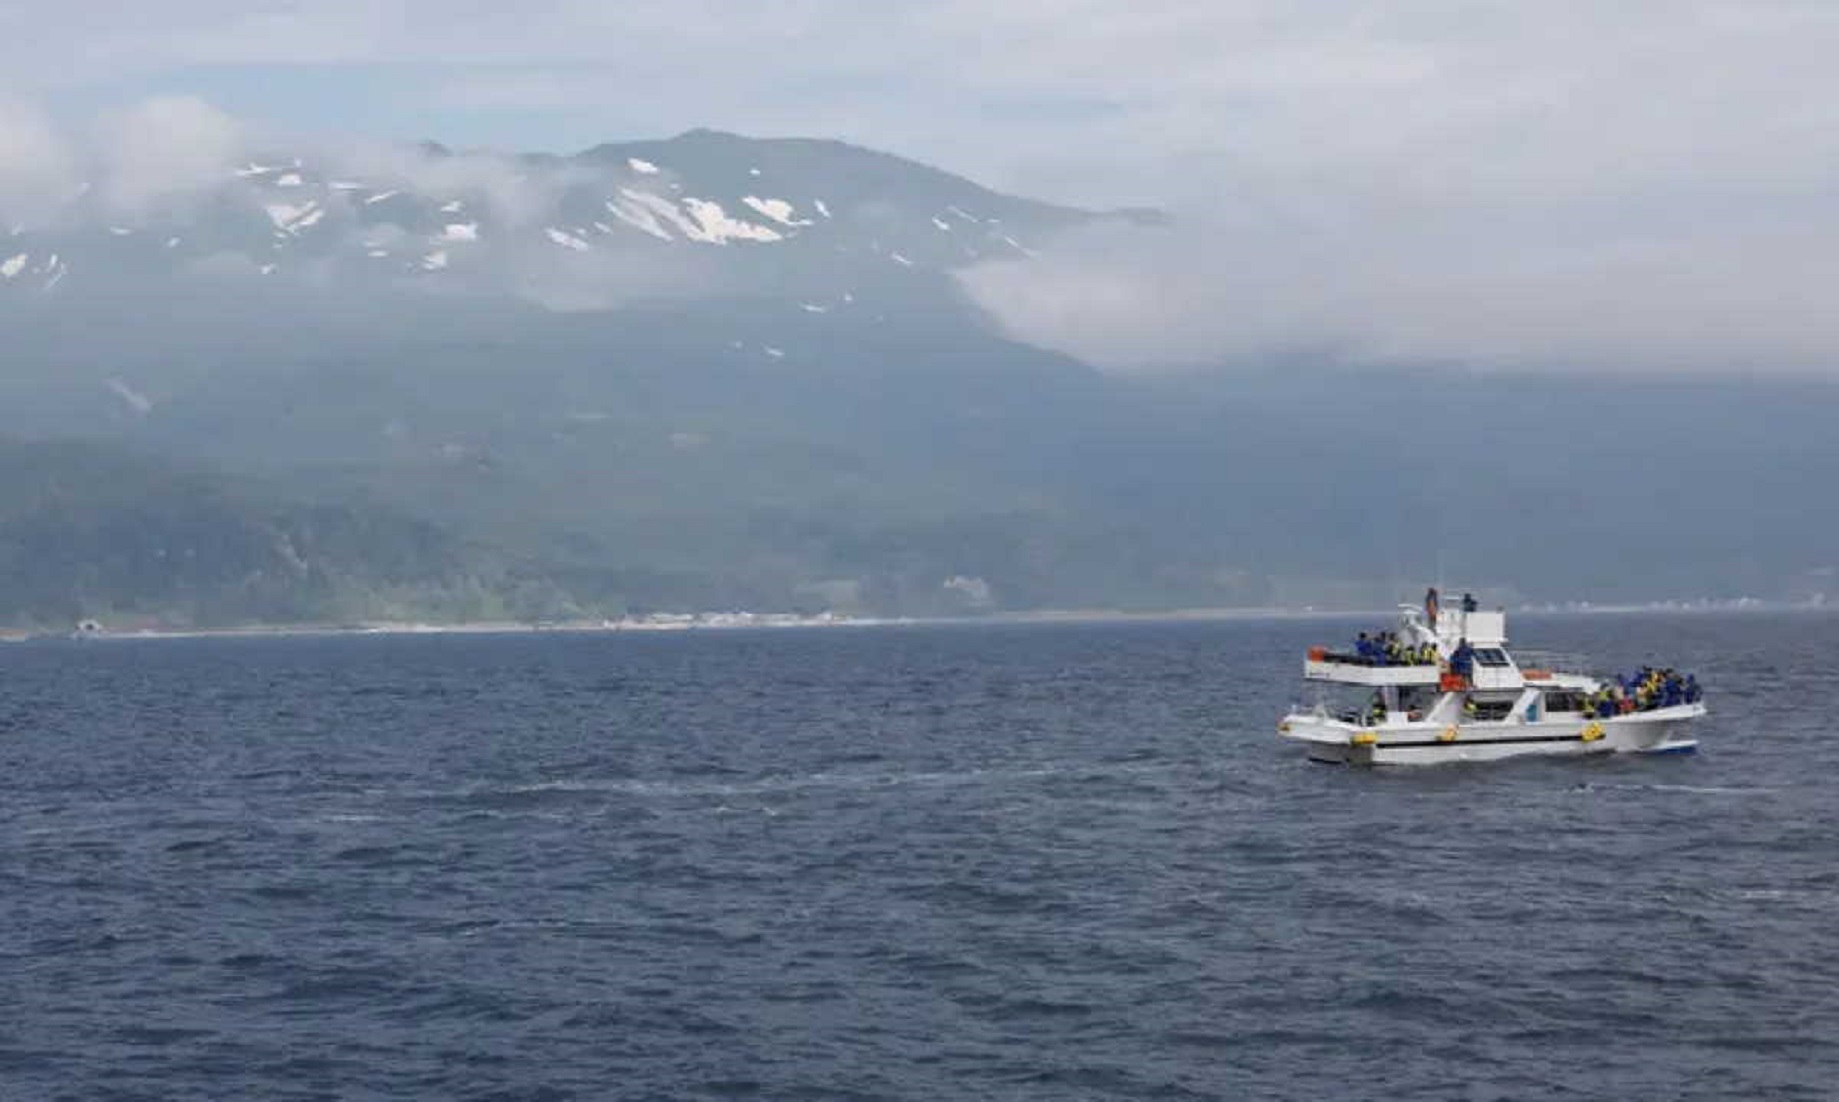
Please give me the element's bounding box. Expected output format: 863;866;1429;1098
1586;667;1702;717
1348;631;1438;667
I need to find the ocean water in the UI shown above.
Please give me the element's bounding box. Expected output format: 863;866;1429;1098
2;612;1836;1100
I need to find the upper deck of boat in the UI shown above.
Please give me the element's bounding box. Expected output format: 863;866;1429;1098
1301;607;1593;692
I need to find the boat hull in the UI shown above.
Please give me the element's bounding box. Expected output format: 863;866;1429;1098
1279;705;1704;766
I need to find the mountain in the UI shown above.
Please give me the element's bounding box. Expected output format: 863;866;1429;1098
1;129;1837;623
0;438;583;628
0;130;1190;621
0;128;1144;306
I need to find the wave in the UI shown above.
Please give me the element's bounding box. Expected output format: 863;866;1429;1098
414;760;1191;804
1575;781;1780;797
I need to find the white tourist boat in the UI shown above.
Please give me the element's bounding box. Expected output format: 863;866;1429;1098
1278;591;1705;765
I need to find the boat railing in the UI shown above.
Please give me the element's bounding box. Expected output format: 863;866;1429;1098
1510;649;1598;677
1307;645;1439;669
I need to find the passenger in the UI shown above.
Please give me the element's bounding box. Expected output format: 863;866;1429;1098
1451;638;1475;677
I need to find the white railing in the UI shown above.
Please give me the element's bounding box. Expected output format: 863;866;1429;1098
1511;649;1598;677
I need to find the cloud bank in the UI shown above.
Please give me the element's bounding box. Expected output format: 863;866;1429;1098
957;197;1839;376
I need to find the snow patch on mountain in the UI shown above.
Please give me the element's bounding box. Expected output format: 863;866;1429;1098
545;227;591;251
742;197;811;227
107;377;154;414
1;253;26;279
628;158;661;175
606;195;676;242
441;222;479;242
265;201;324;234
264;202;311;229
681;199;782;244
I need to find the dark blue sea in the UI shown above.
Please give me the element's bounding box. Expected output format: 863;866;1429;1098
3;612;1836;1100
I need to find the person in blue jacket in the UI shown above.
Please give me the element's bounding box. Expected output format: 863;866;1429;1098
1451;638;1475;677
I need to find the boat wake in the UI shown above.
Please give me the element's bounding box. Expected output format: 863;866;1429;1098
414;760;1189;805
1574;781;1778;797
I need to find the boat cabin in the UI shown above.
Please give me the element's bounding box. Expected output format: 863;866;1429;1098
1301;602;1599;728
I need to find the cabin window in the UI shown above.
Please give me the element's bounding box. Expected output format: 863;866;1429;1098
1466;699;1515;721
1542;691;1583;712
1472;648;1512;668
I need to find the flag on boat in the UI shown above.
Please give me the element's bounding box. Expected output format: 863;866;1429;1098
1424;587;1440;623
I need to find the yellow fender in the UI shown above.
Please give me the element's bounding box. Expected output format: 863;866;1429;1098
1581;721;1606;742
1350;731;1379;747
1438;725;1460;743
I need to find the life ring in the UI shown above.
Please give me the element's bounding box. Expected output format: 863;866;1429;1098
1350;731;1379;747
1438;725;1460;743
1580;721;1606;742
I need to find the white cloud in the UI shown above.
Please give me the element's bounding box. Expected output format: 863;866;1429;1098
0;99;78;220
94;96;245;216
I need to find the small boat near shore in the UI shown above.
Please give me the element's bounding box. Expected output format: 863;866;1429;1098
1278;590;1705;766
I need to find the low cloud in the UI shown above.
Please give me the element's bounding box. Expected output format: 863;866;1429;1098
960;183;1839;376
0;95;744;320
324;137;567;231
0;99;78;222
0;96;247;223
95;96;246;216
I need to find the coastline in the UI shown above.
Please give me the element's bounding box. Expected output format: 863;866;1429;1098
4;598;1826;645
3;606;1332;643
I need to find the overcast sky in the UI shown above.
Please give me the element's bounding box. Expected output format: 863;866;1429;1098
5;1;1839;373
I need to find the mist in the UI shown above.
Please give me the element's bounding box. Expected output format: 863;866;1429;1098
958;183;1839;377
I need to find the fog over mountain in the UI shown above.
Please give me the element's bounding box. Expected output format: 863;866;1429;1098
1;102;1836;625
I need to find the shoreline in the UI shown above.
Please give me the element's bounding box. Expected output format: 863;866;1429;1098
3;606;1330;643
3;599;1828;644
